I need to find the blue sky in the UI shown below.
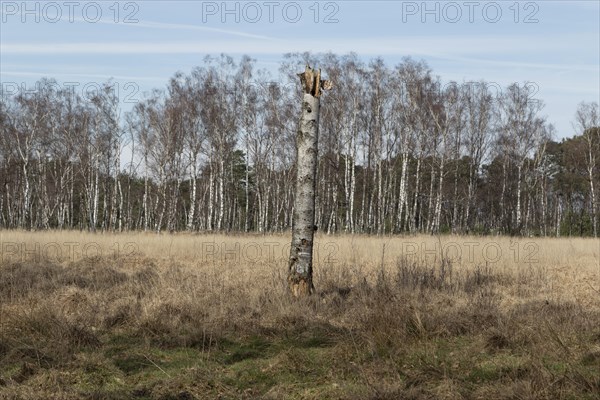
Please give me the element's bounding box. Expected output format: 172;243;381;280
1;0;599;139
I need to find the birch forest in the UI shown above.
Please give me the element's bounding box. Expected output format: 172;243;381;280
1;53;598;236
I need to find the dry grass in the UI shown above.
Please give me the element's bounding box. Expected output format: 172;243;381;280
0;230;599;399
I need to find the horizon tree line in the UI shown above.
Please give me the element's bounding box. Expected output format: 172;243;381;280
0;53;598;237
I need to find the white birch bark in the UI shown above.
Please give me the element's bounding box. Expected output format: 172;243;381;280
289;66;331;297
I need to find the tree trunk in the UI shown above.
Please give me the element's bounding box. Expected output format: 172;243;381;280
465;164;475;232
208;157;214;230
427;160;436;233
451;154;460;233
589;166;597;238
556;195;562;237
217;158;224;231
434;152;445;233
288;65;330;297
500;157;507;232
92;156;100;232
22;160;29;229
143;154;149;232
187;160;198;231
396;149;408;232
349;133;356;233
244;143;250;232
411;156;421;233
516;164;522;232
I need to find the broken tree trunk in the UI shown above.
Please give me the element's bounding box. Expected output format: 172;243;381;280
288;65;332;297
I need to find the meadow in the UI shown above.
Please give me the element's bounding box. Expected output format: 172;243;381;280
0;231;598;399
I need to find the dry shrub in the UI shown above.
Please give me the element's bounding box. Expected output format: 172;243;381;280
102;299;141;329
2;302;100;370
0;261;64;299
60;257;128;290
136;300;214;348
0;257;129;301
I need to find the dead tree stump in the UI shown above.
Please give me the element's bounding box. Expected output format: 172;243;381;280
288;65;332;297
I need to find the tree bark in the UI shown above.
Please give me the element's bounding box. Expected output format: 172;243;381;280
288;65;331;297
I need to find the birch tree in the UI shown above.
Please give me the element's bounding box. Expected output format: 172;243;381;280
573;101;599;237
288;65;332;297
497;84;546;233
463;81;494;231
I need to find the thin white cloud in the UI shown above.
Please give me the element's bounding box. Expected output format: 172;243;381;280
2;34;596;73
0;70;162;81
432;54;598;73
126;20;275;40
0;8;277;40
65;16;276;40
0;33;588;54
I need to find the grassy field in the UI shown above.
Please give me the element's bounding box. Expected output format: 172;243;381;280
0;231;599;399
